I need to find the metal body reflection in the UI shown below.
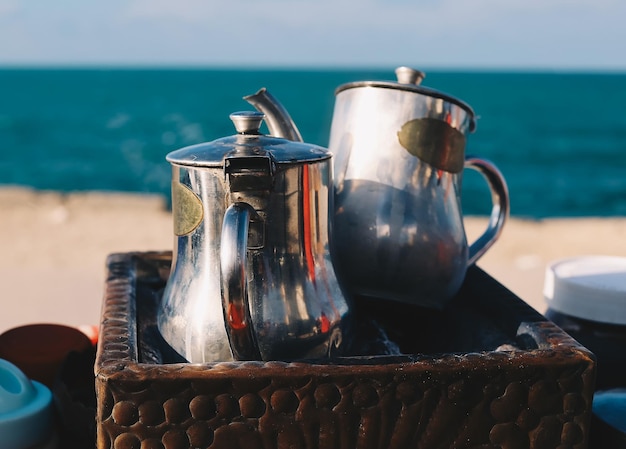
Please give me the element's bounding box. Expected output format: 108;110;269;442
158;112;350;363
329;67;509;307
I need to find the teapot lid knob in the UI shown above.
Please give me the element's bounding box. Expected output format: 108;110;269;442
395;66;426;85
230;111;265;135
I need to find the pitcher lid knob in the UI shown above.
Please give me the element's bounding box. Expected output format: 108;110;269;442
395;66;426;85
230;111;265;135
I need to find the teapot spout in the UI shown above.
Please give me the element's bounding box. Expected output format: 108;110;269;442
244;88;303;142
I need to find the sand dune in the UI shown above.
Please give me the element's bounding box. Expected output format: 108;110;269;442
2;186;626;333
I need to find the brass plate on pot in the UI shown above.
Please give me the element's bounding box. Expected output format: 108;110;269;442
397;118;466;173
172;181;204;236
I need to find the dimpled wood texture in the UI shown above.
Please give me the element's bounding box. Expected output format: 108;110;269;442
95;252;596;449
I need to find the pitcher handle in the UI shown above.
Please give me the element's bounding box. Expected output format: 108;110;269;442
221;202;262;360
465;156;510;265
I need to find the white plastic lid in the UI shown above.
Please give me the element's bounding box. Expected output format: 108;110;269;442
544;255;626;325
0;359;55;449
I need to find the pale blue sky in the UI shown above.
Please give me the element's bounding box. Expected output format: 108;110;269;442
1;0;625;70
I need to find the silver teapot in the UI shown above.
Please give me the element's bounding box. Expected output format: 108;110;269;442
158;110;350;363
328;67;510;308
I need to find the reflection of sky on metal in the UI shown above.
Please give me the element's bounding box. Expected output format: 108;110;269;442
0;0;624;69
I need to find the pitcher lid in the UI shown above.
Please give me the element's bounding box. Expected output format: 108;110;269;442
167;111;330;167
335;66;476;132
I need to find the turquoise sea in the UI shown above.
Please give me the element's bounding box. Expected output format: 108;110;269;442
1;68;625;218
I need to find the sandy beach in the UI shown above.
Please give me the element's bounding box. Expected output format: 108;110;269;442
2;186;626;334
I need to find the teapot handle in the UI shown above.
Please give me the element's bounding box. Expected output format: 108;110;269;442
220;202;262;360
464;157;510;265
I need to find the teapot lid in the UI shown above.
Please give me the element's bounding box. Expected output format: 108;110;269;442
166;111;330;167
335;66;476;132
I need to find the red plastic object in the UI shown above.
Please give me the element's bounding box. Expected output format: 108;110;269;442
0;323;93;388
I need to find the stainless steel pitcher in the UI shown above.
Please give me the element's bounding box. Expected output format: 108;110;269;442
158;111;350;363
328;67;510;308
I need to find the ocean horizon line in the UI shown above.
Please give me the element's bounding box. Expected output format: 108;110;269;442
2;68;625;219
1;63;626;75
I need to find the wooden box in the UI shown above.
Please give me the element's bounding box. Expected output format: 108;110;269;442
95;252;595;449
